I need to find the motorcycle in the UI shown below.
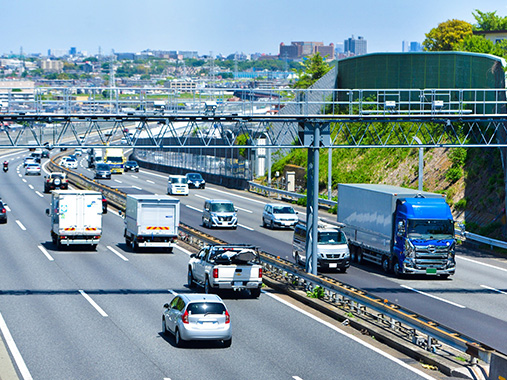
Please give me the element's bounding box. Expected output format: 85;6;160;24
3;163;8;172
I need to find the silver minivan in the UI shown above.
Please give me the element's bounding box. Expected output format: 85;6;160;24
202;199;238;229
262;203;298;229
292;221;350;272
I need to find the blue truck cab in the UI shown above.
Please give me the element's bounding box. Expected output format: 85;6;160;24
393;197;456;277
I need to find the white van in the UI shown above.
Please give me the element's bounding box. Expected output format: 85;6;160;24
167;175;189;196
292;221;350;272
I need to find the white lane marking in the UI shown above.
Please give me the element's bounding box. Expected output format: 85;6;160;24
457;255;507;273
139;169;166;179
293;377;304;380
28;184;34;190
38;245;54;261
35;191;44;198
174;245;194;256
400;285;466;308
186;205;202;212
15;220;26;231
194;194;208;200
18;174;22;178
265;292;438;380
146;180;155;184
207;187;266;205
168;289;178;295
0;312;33;380
481;284;507;296
79;290;108;317
5;205;11;212
22;178;27;183
132;185;143;190
239;223;254;231
131;175;138;179
107;246;129;261
114;179;122;184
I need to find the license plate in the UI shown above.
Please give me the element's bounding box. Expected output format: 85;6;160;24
329;263;337;268
426;268;437;274
233;282;242;286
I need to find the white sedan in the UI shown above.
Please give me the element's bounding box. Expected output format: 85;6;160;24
25;163;41;176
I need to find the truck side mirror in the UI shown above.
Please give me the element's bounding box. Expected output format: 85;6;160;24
190;253;196;258
397;220;405;236
45;208;50;216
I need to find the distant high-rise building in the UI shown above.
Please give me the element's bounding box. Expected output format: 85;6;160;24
69;47;77;56
279;41;335;60
344;35;367;56
402;41;423;52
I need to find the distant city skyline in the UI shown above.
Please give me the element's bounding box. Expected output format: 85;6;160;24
2;0;506;57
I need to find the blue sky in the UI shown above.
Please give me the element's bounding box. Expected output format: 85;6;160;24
3;0;507;56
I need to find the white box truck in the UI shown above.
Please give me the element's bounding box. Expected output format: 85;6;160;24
123;194;180;252
46;190;103;249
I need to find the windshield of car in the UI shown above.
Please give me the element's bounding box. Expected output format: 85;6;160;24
187;302;226;315
187;173;202;180
96;164;110;170
27;163;39;168
67;158;76;163
273;206;295;214
171;177;186;184
407;219;454;240
318;230;347;245
211;202;234;212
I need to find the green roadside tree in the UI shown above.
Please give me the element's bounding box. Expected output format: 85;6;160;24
292;53;331;89
472;10;507;31
423;19;473;51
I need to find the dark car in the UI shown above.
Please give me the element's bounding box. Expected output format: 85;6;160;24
124;160;139;172
186;172;205;189
95;163;111;179
0;200;7;223
41;150;50;158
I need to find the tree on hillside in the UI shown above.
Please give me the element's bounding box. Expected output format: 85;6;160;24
472;10;507;31
292;53;331;89
423;19;473;51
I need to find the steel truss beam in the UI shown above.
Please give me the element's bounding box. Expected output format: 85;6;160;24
1;114;507;149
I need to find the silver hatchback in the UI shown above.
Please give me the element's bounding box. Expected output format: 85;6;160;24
162;293;231;348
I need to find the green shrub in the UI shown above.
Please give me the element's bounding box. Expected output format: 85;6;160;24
307;286;325;299
446;167;463;183
454;198;467;211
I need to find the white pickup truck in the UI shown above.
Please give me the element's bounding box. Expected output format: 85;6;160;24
187;244;263;298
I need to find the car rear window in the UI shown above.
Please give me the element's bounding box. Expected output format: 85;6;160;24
187;302;226;315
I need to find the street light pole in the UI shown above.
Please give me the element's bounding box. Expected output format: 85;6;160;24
413;136;423;191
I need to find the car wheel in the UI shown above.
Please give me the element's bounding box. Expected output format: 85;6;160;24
250;288;261;298
262;218;266;228
187;269;194;288
339;267;347;273
223;337;232;348
162;317;167;335
175;328;185;348
270;220;274;229
204;276;212;294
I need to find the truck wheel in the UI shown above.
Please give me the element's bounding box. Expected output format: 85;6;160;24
132;241;138;252
381;256;391;273
204;277;213;294
250;288;261;298
91;244;97;251
357;248;364;264
393;261;403;278
350;246;357;263
187;269;194;288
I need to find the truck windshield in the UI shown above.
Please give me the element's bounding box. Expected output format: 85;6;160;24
318;231;347;245
211;203;234;212
106;157;123;163
407;220;454;239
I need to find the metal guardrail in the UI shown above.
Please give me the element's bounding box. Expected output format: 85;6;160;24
49;159;499;366
248;181;336;207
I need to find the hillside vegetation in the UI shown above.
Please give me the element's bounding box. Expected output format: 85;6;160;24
270;139;505;239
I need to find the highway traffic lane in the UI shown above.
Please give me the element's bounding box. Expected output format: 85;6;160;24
62;158;507;354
